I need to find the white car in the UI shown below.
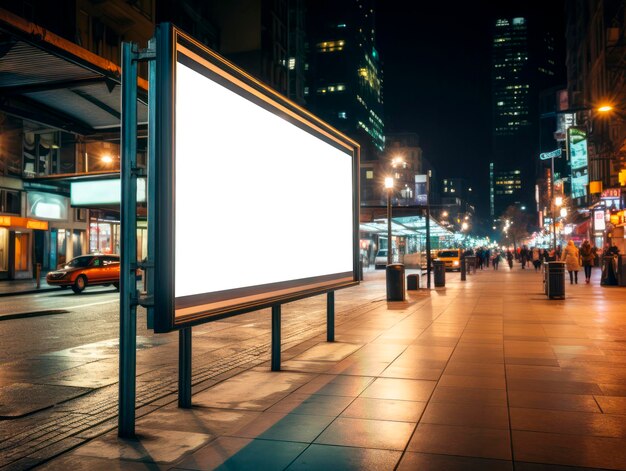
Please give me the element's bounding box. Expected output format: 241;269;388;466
374;250;388;269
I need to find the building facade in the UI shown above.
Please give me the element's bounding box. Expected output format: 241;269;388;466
305;0;384;161
564;0;626;251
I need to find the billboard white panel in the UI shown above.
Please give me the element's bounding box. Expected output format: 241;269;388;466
175;61;354;297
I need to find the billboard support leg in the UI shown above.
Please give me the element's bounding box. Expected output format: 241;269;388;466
119;41;139;439
178;327;192;408
271;305;281;371
327;291;335;342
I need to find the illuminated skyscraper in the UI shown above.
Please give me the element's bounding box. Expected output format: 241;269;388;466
305;0;384;160
491;12;561;218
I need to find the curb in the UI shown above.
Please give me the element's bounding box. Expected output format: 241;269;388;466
0;287;59;297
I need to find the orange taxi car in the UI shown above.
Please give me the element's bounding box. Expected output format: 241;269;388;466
46;254;120;293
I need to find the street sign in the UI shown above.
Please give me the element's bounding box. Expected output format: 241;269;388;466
540;148;562;160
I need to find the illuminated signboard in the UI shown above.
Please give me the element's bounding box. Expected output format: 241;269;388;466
153;25;359;333
26;192;69;220
568;128;588;199
594;210;606;232
71;178;146;206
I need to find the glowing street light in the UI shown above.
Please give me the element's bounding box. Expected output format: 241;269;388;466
101;154;114;164
597;104;614;113
555;196;563;207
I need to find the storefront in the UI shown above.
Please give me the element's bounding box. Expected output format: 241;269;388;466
0;216;48;280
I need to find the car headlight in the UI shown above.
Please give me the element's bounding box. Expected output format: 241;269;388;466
453;261;459;266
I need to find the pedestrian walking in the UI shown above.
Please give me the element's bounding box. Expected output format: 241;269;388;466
506;250;513;269
580;240;595;284
531;246;541;272
492;251;500;270
561;240;581;284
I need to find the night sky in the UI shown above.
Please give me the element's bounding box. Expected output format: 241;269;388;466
376;1;566;217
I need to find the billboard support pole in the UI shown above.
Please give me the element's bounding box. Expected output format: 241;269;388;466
119;41;139;439
327;291;335;342
271;305;281;371
178;327;192;408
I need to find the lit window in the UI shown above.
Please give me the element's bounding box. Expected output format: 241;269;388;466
338;111;347;119
304;87;309;95
288;58;295;70
366;170;373;179
338;23;346;28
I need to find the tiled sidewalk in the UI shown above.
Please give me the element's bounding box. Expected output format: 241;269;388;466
40;267;626;470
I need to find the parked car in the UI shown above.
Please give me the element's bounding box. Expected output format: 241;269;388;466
46;254;120;293
435;249;462;271
374;249;388;269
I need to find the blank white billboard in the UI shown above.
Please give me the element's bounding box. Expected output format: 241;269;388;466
175;61;353;298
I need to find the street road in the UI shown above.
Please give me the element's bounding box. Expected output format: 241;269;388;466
0;287;151;362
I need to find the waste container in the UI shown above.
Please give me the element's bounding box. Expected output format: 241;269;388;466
601;256;619;286
433;260;445;287
545;261;565;299
618;255;626;287
407;273;419;290
386;263;405;301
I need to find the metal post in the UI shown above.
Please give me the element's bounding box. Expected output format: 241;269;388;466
178;327;192;408
327;291;335;342
386;190;392;265
271;305;281;371
461;256;466;281
551;156;556;252
145;37;156;329
119;41;138;439
426;205;431;289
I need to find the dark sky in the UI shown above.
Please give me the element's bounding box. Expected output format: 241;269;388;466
376;1;566;216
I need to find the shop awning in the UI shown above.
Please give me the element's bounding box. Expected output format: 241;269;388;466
0;8;148;135
0;215;48;230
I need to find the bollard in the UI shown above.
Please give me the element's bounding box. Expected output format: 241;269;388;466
460;257;466;281
35;263;41;288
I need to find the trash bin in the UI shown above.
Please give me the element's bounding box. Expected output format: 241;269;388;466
618;255;626;287
407;273;419;290
433;260;445;287
601;256;619;286
545;261;565;299
386;263;405;301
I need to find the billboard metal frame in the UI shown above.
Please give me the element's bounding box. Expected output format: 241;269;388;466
152;24;360;334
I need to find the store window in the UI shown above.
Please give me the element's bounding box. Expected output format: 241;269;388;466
0;114;23;177
23;131;61;177
14;232;30;272
0;228;8;272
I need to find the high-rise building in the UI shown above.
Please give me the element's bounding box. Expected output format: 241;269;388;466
491;11;562;218
305;0;384;161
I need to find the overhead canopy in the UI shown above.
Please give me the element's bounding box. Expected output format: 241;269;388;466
360;215;452;237
0;7;148;135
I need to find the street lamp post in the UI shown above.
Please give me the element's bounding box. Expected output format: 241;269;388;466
384;177;394;265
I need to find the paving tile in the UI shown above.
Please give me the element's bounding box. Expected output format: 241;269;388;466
430;385;508;406
193;370;313;410
397;452;513;471
510;407;626;438
292;342;362;362
296;374;375;396
407;423;512;460
437;374;506;390
340;397;426;422
512;430;626;469
443;361;505;377
379;364;443;380
314;417;415;450
286;444;401;470
421;402;509;429
176;436;307;470
266;393;354;416
359;377;436;401
73;429;212;464
507;378;603;395
37;455;164;470
229;411;335;442
136;407;261;436
595;395;626;414
508;390;601;413
0;382;91;418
